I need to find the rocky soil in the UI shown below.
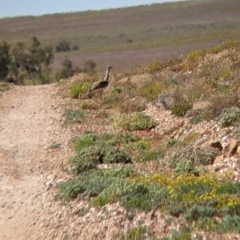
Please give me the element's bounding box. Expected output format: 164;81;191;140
0;83;239;240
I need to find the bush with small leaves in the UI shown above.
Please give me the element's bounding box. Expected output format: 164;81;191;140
171;227;191;240
70;158;98;175
219;107;240;127
125;226;148;240
174;159;199;176
103;148;132;163
168;146;218;168
55;178;85;201
73;132;98;150
184;205;217;221
135;149;165;162
217;215;240;233
70;81;91;99
113;112;157;131
171;100;192;117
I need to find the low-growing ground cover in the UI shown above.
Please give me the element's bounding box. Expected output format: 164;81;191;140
56;41;240;238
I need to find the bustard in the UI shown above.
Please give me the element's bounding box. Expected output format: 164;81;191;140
88;66;113;92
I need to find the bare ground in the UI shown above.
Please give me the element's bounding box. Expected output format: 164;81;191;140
0;84;78;240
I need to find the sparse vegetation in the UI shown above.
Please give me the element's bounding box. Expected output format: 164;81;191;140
53;38;240;237
54;40;240;238
112;112;157;131
49;142;61;149
63;109;85;126
70;81;91;99
219;107;240;127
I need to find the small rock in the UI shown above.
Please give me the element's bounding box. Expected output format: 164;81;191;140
228;139;240;157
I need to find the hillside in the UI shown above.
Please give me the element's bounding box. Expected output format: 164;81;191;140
0;0;240;71
0;40;240;239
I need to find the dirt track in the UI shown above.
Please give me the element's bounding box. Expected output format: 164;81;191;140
0;84;75;240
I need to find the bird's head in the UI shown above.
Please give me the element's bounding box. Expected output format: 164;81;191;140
107;66;113;70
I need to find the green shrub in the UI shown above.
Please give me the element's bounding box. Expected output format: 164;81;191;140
174;159;199;176
70;158;98;175
70;81;91;98
195;217;218;231
219;107;240;127
103;148;132;163
113;112;157;131
168;146;217;168
217;215;240;233
73;132;98;150
69;133;132;174
171;227;191;240
55;178;85;201
216;181;240;195
135;149;165;162
171;101;192;117
125;226;148;240
184;205;217;221
113;132;140;145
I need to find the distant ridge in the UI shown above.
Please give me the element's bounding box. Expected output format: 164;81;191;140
0;0;239;71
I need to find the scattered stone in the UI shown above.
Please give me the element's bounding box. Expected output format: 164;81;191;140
228;139;240;157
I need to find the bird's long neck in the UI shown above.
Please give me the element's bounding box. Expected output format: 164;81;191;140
104;68;111;82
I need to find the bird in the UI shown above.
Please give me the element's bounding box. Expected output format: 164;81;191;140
88;66;113;92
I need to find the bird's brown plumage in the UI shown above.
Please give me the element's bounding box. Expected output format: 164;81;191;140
88;66;113;92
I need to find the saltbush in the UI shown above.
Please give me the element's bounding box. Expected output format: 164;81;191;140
113;112;157;131
219;107;240;127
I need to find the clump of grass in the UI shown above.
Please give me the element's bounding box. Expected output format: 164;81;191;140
147;60;164;73
125;226;149;240
48;142;61;149
165;137;178;148
217;215;240;233
113;112;157;131
62;108;85;126
171;100;192;117
135;149;165;162
70;81;91;99
170;227;191;240
138;80;166;101
219;107;240;127
81;102;98;110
